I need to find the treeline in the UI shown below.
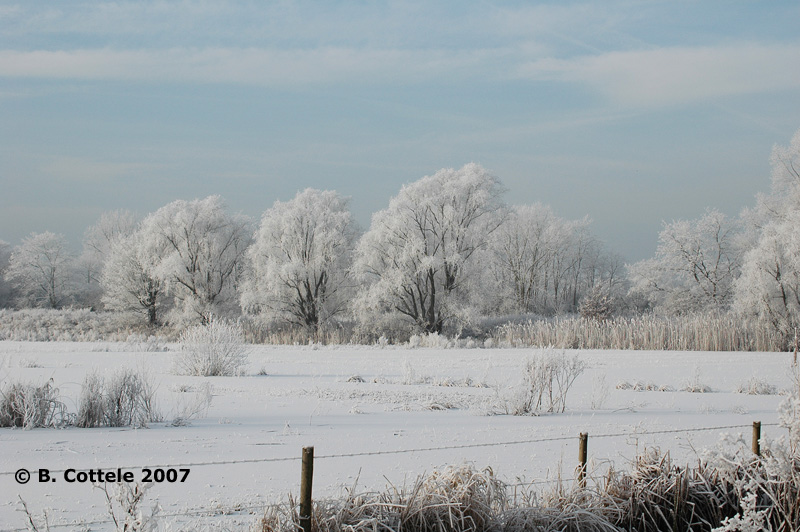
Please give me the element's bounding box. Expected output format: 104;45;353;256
0;130;798;349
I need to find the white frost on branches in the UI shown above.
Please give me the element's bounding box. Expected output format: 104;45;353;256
629;209;741;313
139;196;251;324
101;231;169;325
483;204;619;315
353;163;505;334
5;232;75;309
241;188;357;330
734;129;800;343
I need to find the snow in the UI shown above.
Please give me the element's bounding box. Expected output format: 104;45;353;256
0;342;792;530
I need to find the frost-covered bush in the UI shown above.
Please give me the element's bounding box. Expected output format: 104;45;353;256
170;381;213;426
703;363;800;531
684;366;712;393
704;433;800;532
175;318;248;376
408;334;422;348
124;333;168;352
504;348;586;415
578;284;614;321
0;379;71;428
407;332;454;349
735;377;777;395
781;362;800;449
77;368;160;428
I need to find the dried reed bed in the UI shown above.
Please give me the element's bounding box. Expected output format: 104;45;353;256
492;314;786;352
254;447;800;532
241;318;358;346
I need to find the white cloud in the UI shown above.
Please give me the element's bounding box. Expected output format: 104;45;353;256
517;43;800;106
0;46;511;86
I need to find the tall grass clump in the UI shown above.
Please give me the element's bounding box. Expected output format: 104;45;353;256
252;457;746;532
256;465;508;532
77;368;160;428
598;450;739;531
175;317;249;376
501;348;586;415
493;313;785;352
0;379;71;428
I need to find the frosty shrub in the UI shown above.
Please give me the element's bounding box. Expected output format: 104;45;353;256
683;366;712;393
704;433;800;531
578;285;614;321
170;381;213;426
99;481;159;532
505;348;586;415
407;332;454;349
780;361;800;449
175;318;248;376
77;368;160;428
124;333;167;352
590;373;610;410
0;379;71;428
408;333;422;348
735;377;777;395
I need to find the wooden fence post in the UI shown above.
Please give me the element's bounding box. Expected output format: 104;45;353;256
578;432;588;487
752;422;761;457
300;446;314;532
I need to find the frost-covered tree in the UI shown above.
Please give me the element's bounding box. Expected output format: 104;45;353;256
0;240;13;307
735;129;800;343
77;209;138;308
4;232;75;308
80;210;138;285
139;196;251;323
353;163;505;334
628;209;741;313
241;188;357;330
486;204;561;314
482;204;618;315
101;231;169;325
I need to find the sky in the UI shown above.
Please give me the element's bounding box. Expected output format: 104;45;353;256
1;1;799;262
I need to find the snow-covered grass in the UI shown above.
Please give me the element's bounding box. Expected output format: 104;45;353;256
1;309;789;354
0;308;178;343
492;314;785;352
0;341;796;530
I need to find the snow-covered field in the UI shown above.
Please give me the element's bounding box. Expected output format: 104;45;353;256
0;341;793;531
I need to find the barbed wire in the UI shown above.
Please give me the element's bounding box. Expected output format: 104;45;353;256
0;422;781;478
3;420;785;531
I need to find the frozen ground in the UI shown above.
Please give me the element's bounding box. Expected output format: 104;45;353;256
0;341;794;531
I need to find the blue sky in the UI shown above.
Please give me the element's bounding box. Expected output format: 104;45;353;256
1;1;799;261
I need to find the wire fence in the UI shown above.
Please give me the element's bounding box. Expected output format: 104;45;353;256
3;421;783;532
